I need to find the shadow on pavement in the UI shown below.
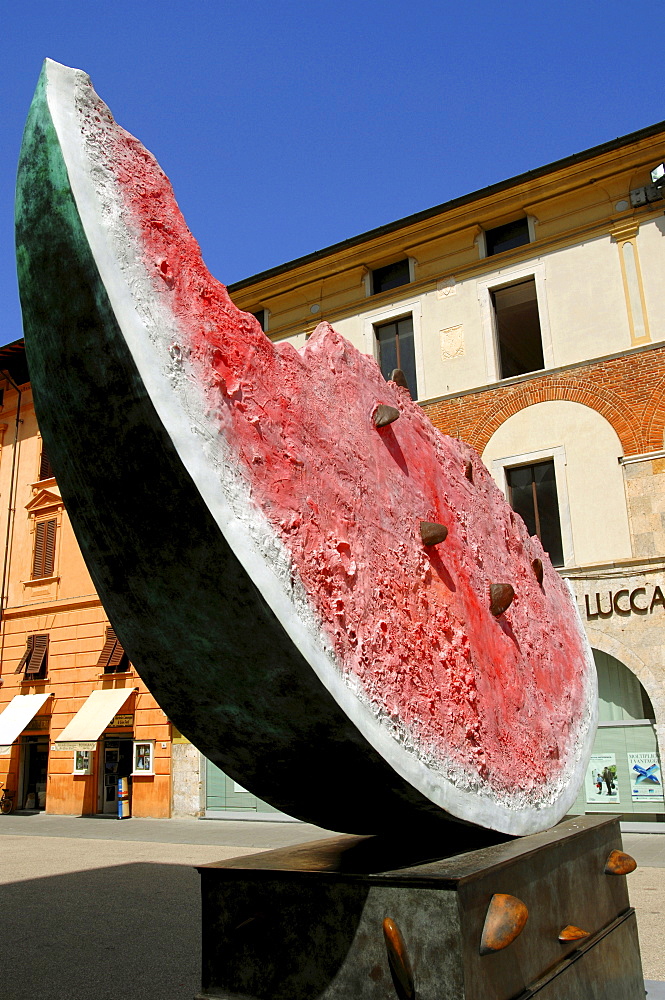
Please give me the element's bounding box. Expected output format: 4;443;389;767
1;861;202;1000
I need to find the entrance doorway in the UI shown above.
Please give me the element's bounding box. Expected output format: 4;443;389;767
20;736;49;810
99;738;133;815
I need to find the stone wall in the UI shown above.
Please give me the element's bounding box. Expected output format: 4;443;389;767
623;457;665;559
171;741;204;817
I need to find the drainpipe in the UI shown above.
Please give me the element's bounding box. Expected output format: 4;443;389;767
0;372;23;631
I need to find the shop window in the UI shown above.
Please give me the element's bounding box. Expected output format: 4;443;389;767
73;750;92;775
32;518;56;579
506;460;563;567
492;277;544;379
371;259;411;295
485;217;531;256
97;626;130;674
15;634;49;679
374;315;417;399
38;447;53;482
133;740;154;775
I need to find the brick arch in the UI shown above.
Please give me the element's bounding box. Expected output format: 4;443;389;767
642;375;665;451
469;380;641;456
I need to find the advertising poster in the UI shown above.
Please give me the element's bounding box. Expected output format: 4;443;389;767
585;753;620;804
627;751;664;802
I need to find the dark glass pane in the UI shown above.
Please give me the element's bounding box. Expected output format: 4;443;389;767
533;463;563;565
486;218;530;256
375;316;417;398
493;278;544;378
251;310;266;331
508;461;563;566
375;322;398;381
507;466;537;536
372;259;410;294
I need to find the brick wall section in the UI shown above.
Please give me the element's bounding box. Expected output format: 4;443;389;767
421;344;665;456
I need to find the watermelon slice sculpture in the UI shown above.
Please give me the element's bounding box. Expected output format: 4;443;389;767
15;60;597;835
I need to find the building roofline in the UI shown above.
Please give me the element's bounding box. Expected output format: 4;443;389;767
228;119;665;293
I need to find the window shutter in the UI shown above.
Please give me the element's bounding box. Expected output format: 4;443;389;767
97;626;128;671
15;635;34;673
25;634;48;676
39;449;53;481
32;519;57;579
97;626;119;667
32;522;45;579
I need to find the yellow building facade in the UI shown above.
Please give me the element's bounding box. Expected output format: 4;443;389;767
0;351;175;817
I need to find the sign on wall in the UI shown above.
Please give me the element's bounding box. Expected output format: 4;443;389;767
585;753;620;804
627;751;664;802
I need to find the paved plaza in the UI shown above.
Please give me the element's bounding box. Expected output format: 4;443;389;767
0;813;663;998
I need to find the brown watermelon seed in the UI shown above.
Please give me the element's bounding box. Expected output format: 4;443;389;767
479;893;528;955
373;404;400;428
532;558;544;585
382;918;415;1000
558;925;590;942
604;849;637;875
390;368;409;391
490;583;515;616
420;521;448;546
464;460;473;482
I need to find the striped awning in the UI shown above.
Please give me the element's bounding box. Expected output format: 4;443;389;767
53;688;136;751
0;693;52;755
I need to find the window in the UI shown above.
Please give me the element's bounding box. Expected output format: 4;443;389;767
371;259;411;295
133;740;154;775
15;634;49;679
73;750;92;775
506;461;563;566
96;626;130;674
492;278;544;379
251;309;267;332
32;518;56;579
485;217;530;257
374;315;417;399
38;447;53;481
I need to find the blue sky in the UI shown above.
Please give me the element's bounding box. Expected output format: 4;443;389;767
2;2;662;341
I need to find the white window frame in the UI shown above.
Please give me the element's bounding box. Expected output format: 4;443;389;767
132;739;154;776
362;298;424;400
477;259;553;383
490;445;575;568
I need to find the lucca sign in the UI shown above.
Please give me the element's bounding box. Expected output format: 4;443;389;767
584;586;665;619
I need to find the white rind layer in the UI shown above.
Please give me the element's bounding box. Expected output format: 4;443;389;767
43;59;598;834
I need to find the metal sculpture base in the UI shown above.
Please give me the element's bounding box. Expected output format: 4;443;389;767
195;815;643;1000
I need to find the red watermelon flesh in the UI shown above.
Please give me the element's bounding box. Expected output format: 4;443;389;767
26;61;596;833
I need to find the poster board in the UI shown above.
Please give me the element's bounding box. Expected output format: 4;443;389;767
627;751;664;802
585;752;620;804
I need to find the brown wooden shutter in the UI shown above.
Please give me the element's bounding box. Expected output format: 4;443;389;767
32;522;45;578
96;626;128;672
39;449;53;481
15;635;34;673
25;634;48;676
97;626;118;667
32;519;56;579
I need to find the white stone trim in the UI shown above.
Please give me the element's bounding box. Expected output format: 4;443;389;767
490;445;575;568
477;259;553;383
361;298;424;401
620;450;665;465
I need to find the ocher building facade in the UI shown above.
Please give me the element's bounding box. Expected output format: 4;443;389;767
228;121;665;828
0;351;179;817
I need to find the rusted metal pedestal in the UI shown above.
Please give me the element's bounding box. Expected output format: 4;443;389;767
195;815;643;1000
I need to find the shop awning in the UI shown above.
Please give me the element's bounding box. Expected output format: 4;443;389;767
53;688;137;752
0;693;53;755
